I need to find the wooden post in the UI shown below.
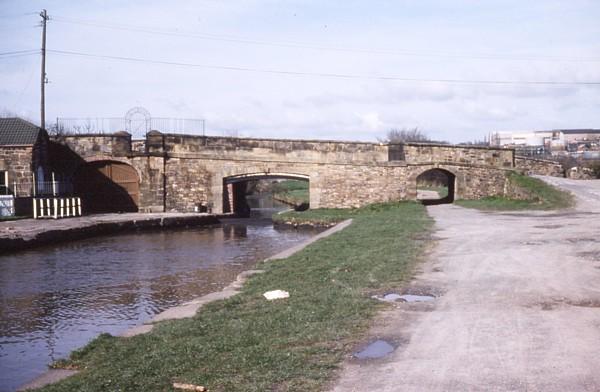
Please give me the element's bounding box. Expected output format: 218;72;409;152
40;9;48;130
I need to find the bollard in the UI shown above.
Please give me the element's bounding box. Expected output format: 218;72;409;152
77;198;82;216
66;198;71;217
53;198;58;219
33;198;38;219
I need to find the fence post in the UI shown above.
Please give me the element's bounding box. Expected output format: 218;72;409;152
77;197;82;216
53;198;58;219
52;172;57;196
33;198;37;219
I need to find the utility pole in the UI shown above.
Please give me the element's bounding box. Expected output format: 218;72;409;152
40;9;49;130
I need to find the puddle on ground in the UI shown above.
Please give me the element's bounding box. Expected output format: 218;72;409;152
533;224;563;229
373;293;436;303
354;340;395;359
521;241;547;246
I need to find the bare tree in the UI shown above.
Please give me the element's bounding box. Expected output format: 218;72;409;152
380;127;430;143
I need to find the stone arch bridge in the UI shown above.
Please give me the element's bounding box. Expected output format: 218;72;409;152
51;132;562;214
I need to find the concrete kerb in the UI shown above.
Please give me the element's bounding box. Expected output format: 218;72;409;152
18;218;353;391
266;219;353;261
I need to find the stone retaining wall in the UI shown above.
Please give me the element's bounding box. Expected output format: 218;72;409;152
515;156;564;177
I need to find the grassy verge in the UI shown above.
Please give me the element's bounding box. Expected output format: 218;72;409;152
41;202;432;392
417;185;449;198
456;172;574;211
272;208;356;226
272;180;309;206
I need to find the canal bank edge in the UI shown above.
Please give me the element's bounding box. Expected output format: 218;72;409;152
17;219;353;391
0;213;222;254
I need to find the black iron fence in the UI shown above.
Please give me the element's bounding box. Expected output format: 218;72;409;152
54;117;206;139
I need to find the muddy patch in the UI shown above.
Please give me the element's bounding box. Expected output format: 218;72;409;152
567;299;600;308
532;298;600;310
353;340;395;359
577;251;600;261
537;302;560;311
567;238;600;244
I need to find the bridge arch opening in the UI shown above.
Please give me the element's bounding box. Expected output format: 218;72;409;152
416;168;455;205
74;160;139;213
223;173;309;217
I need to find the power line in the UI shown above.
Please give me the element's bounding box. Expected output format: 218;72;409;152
0;12;38;19
47;49;600;86
0;52;39;61
0;49;39;56
50;15;600;63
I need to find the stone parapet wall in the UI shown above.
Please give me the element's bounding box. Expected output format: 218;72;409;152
149;133;390;164
55;134;132;159
515;156;564;177
403;143;514;168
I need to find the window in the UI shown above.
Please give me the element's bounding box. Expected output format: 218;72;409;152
0;171;7;195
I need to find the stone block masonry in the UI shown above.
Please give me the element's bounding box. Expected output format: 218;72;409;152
53;133;561;214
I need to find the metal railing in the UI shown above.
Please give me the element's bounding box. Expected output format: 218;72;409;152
2;180;74;198
55;117;206;139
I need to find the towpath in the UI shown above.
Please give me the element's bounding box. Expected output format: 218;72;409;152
331;177;600;391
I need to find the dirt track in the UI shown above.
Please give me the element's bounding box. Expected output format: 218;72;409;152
331;177;600;392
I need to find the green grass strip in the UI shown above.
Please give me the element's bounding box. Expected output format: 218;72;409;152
456;172;574;211
41;202;432;392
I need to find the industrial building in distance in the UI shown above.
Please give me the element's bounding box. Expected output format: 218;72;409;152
491;129;600;159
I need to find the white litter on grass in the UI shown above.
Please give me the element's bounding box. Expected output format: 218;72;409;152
263;290;290;300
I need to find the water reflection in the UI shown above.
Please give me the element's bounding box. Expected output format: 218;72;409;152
0;215;317;391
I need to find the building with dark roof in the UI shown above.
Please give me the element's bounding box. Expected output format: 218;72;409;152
0;118;50;215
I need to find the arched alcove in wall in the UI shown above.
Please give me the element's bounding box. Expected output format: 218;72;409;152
74;160;139;213
223;172;309;216
415;168;456;205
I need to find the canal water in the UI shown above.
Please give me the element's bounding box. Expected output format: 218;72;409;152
0;200;315;391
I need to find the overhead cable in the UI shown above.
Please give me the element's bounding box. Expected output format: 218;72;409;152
49;15;600;63
47;49;600;86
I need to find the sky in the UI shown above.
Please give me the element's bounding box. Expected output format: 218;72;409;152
0;0;599;143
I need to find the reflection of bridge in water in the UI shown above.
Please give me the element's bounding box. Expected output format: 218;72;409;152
50;132;563;214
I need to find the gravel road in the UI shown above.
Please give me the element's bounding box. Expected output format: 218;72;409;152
331;177;600;392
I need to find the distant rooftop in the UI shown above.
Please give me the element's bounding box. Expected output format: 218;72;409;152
555;129;600;135
0;118;43;146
